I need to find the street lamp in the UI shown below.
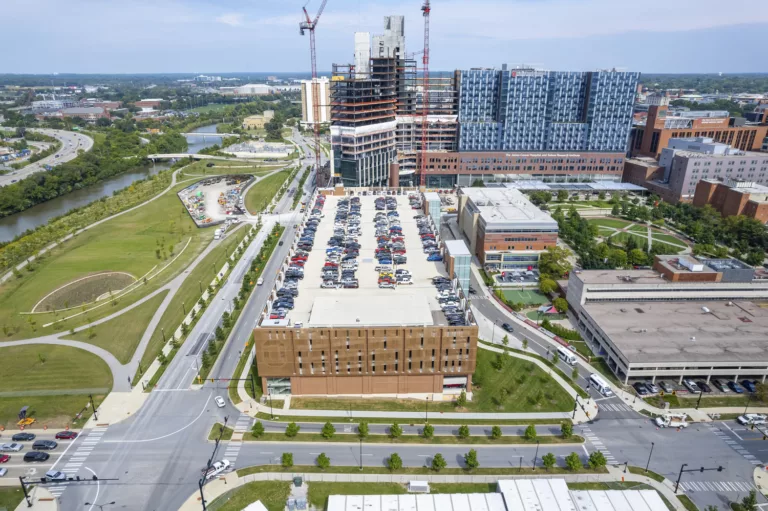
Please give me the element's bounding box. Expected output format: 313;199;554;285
645;442;655;473
359;438;363;470
695;390;704;410
425;396;430;423
84;502;115;511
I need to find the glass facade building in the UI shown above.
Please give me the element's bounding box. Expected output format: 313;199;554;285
457;69;639;153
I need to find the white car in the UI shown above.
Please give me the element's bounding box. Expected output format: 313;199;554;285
737;413;767;426
215;396;226;408
0;443;22;452
204;459;232;480
0;468;7;477
45;470;67;481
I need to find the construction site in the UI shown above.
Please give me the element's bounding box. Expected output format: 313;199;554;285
177;175;253;227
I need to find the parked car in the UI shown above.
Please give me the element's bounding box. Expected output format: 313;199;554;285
658;381;674;393
696;381;712;393
633;382;651;396
646;382;660;394
737;413;767;426
728;381;745;393
682;379;700;393
742;380;757;393
712;379;729;393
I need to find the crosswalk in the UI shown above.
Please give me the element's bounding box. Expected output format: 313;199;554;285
580;426;617;464
222;414;252;466
679;481;756;493
707;425;762;466
49;427;108;499
598;402;634;413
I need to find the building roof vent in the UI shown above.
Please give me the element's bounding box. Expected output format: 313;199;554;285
702;306;711;313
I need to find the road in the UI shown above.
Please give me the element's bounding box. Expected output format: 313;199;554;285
0;128;93;187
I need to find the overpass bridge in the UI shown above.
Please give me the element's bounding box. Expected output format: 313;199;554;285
180;132;241;142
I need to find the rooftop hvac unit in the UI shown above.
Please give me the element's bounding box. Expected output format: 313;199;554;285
702;306;711;313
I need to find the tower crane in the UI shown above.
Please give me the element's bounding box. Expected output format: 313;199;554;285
419;0;431;187
300;0;329;186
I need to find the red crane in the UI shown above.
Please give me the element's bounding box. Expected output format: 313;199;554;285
300;0;329;186
419;0;431;187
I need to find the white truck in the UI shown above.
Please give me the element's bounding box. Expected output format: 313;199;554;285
655;413;689;428
213;228;223;240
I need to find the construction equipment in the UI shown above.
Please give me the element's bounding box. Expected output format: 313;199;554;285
299;0;329;187
419;0;431;187
17;406;36;427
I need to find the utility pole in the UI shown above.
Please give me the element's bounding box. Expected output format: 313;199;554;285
89;394;98;421
199;416;229;510
533;440;540;471
19;477;32;508
645;442;655;473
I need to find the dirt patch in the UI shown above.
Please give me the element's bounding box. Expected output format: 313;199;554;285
33;272;136;312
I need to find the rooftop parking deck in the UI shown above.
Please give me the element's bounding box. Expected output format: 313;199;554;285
288;194;455;327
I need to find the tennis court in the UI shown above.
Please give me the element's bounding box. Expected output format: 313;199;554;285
501;289;550;305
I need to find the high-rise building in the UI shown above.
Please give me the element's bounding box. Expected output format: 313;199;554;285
457;69;639;153
300;77;331;126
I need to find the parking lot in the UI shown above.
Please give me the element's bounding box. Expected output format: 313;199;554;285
629;377;764;398
285;193;459;327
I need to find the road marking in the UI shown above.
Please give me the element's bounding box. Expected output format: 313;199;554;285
48;433;78;472
581;445;589;456
260;452;274;454
85;467;100;511
104;394;213;443
722;422;744;440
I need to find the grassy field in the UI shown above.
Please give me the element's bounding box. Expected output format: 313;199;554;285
209;423;234;441
0;181;212;341
291;349;573;413
0;393;105;429
646;393;767;409
239;465;606;477
178;159;281;178
0;344;112;393
651;231;688;246
138;224;252;375
501;289;549;306
189;104;230;114
309;483;405;509
587;218;632;229
0;487;26;510
244;170;291;214
65;290;169;364
208;481;291;511
526;311;566;321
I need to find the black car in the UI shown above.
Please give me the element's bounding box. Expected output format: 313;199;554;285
697;381;712;393
24;451;50;462
32;440;58;450
12;433;35;442
501;323;514;333
633;382;650;396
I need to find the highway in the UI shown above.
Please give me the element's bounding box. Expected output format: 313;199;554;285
0;128;94;187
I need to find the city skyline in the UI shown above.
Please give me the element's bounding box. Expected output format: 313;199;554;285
2;0;767;74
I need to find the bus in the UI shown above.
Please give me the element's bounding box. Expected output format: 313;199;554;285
557;346;577;366
589;373;613;397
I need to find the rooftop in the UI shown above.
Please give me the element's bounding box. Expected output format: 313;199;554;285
572;270;664;286
444;239;471;257
654;255;718;275
498;181;647;192
700;178;768;197
582;300;768;364
61;107;105;115
461;187;557;230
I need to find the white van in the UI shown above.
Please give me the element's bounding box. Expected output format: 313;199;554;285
589;373;613;397
557;346;577;366
213;228;223;240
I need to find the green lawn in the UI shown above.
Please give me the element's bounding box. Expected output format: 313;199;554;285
0;344;112;392
0;393;105;429
651;231;688;246
65;290;168;364
208;481;291;511
309;483;405;510
240;465;606;477
178;159;281;178
629;225;648;234
189;104;231;114
0;181;212;340
501;289;549;306
244;170;291;213
209;423;234;441
649;241;686;254
588;218;632;229
291;349;573;413
526;311;566;321
138;224;252;375
647;393;768;409
597;227;617;236
0;487;26;510
245;432;582;445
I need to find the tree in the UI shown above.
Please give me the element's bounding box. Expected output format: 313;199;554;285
252;421;265;438
491;426;502;439
464;449;480;470
560;421;573;439
557;190;569;202
222;311;231;328
522;338;528;351
542;453;557;471
431;453;447;472
316;452;331;469
732;490;758;511
588;451;607;469
745;250;764;267
423;423;434;439
524;424;537;441
501;334;509;347
565;452;582;471
456;390;467;407
321;421;336;439
458;425;470;439
538;246;573;278
611;204;621;216
755;383;768;403
387;453;403;471
607;248;628;268
285;422;300;437
571;365;579;380
598;191;606;201
539;278;557;294
281;452;293;468
553;297;568;314
628;248;648;267
389;422;402;438
358;422;369;439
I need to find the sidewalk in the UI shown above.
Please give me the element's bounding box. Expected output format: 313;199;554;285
13;486;57;511
177;467;685;511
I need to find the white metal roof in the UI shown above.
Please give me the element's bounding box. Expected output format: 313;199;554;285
327;493;505;511
445;239;471;257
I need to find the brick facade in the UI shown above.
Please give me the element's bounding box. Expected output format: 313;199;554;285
693;180;768;223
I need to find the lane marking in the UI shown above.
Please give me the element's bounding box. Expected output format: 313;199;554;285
85;467;100;511
722;422;744;440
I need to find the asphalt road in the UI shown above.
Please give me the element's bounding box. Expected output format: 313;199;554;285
0;128;93;187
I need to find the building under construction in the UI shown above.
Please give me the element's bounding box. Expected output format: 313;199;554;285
330;16;458;187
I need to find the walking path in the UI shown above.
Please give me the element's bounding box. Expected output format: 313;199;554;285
177;465;686;511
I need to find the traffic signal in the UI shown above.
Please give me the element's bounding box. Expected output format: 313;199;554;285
718;466;723;472
752;424;755;430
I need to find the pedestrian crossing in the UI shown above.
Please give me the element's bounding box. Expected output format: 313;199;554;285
598;402;634;413
221;414;252;466
48;427;108;499
580;426;617;464
707;425;763;466
233;414;252;434
679;481;756;493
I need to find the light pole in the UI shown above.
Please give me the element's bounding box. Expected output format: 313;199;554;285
533;440;540;471
695;390;704;410
645;442;655;473
269;390;274;419
572;396;579;419
84;502;115;511
89;394;98;421
425;396;429;423
359;438;363;470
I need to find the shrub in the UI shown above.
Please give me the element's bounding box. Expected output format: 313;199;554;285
387;453;402;471
316;452;331;469
542;453;557;471
251;421;265;438
565;452;582;471
358;422;369;439
561;422;573;439
281;452;293;468
285;422;300;437
524;424;537;441
588;451;607;469
321;421;336;439
464;449;480;470
389;422;402;438
423;424;434;439
431;453;447;472
491;426;502;439
458;425;470;439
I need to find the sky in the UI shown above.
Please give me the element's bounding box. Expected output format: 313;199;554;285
3;0;768;75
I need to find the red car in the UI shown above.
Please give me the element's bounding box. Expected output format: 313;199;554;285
0;454;10;463
55;431;78;440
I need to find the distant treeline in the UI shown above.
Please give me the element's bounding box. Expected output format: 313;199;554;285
640;73;768;94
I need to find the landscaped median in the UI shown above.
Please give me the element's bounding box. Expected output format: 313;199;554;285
243;432;584;445
236;463;608;477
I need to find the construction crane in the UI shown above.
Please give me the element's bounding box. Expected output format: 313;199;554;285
419;0;431;187
300;0;329;187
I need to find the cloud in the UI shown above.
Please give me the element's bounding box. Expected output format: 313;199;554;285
216;12;245;27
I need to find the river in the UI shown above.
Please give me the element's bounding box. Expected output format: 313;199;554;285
0;124;220;242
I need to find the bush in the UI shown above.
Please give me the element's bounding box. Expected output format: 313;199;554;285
561;422;573;439
464;449;480;470
491;425;502;439
541;319;582;341
524;424;537;441
281;452;293;468
285;422;300;437
251;421;264;438
316;452;331;469
389;422;402;438
388;453;402;471
431;453;447;472
458;425;470;439
565;452;582;471
423;424;434;439
456;390;467;407
542;453;557;471
588;451;607;469
321;421;336;439
358;422;369;439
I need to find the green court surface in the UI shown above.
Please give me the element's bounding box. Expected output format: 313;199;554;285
501;289;549;305
587;218;632;229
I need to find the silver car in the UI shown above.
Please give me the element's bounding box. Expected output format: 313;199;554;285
1;443;23;452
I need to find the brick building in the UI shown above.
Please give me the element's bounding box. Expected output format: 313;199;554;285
457;187;558;270
629;104;768;158
135;99;163;110
693;178;768;223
